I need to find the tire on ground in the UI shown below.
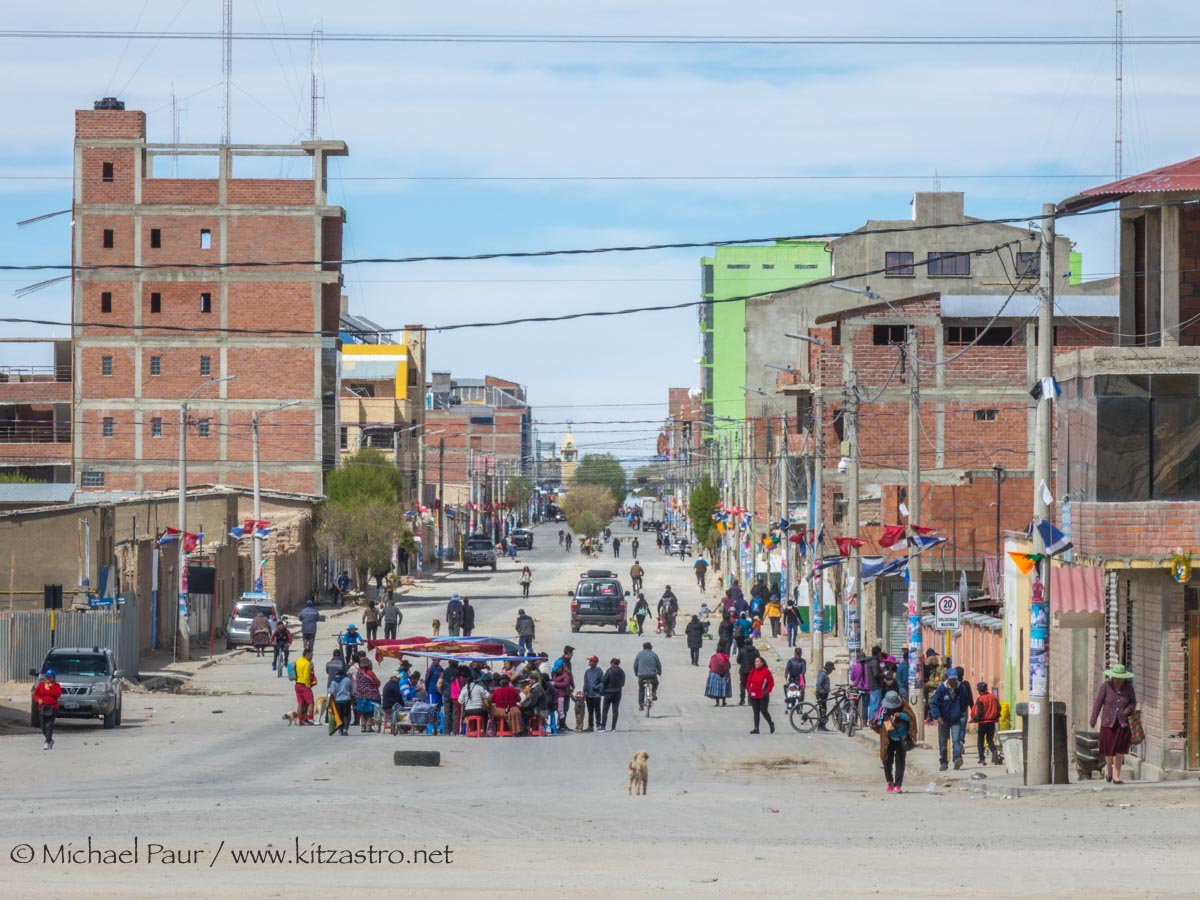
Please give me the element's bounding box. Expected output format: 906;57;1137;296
393;750;441;767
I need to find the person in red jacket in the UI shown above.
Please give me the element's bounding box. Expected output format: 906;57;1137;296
972;681;1001;765
745;656;776;734
33;668;62;750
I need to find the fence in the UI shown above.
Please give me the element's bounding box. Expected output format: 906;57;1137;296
0;608;139;682
921;611;1004;695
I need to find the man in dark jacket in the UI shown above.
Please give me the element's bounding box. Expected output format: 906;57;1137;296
684;615;705;666
324;649;346;691
381;600;402;641
445;594;464;636
736;640;761;706
461;598;476;637
515;609;536;656
658;587;679;637
298;599;320;653
866;645;885;722
582;655;604;731
553;646;575;729
784;648;807;702
600;658;625;731
930;668;972;770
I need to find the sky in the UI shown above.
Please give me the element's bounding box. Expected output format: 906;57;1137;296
2;2;1200;466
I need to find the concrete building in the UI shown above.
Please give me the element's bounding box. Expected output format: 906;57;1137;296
0;340;73;483
71;99;346;495
559;425;578;485
337;309;427;502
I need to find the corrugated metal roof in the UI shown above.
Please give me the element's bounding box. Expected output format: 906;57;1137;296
0;483;75;504
1083;155;1200;196
941;294;1118;318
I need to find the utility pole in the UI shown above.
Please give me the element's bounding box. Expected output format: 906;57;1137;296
779;414;789;603
906;326;925;734
845;367;863;663
251;411;262;591
437;437;445;566
1026;202;1057;786
810;385;825;674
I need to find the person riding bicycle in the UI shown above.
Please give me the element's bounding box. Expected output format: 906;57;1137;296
629;561;644;593
339;623;363;662
657;586;679;638
693;557;708;592
633;641;662;711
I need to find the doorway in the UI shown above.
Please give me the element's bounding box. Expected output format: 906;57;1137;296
1188;605;1200;769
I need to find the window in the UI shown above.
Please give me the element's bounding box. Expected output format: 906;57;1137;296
150;292;161;314
100;291;112;313
794;263;818;270
927;251;970;276
1016;252;1040;279
101;356;113;376
702;263;714;295
150;228;161;249
150;356;161;376
945;326;1013;346
339;427;348;450
81;471;105;487
200;355;211;376
197;418;211;438
873;324;908;346
974;409;998;422
102;417;114;437
101;162;114;182
762;264;774;270
833;491;846;525
151;417;163;438
199;292;212;314
885;251;914;276
102;229;114;249
200;229;211;250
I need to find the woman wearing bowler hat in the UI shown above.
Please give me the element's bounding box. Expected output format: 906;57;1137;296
1089;663;1137;784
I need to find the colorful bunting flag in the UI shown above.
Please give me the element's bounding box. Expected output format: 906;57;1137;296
879;525;907;549
835;537;866;557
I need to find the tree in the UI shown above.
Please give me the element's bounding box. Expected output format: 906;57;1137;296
317;498;410;589
326;448;406;504
573;453;626;506
631;464;661;497
0;472;36;484
689;479;721;554
505;476;534;519
562;484;616;540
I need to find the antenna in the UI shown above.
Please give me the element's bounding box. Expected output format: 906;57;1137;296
170;82;184;176
309;24;324;140
221;0;233;144
1115;0;1123;180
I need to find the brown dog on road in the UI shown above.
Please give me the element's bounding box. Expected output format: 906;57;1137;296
431;618;441;637
628;751;649;796
283;711;299;725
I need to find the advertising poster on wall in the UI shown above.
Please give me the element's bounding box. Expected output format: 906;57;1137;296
1029;574;1048;698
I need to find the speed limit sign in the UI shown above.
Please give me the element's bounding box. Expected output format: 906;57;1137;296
934;592;962;631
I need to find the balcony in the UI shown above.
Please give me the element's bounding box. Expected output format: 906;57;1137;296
0;366;72;404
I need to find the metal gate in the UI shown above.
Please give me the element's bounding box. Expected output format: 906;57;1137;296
0;609;140;681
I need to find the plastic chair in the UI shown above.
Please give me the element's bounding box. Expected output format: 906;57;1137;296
496;714;515;737
427;709;445;736
545;710;559;735
465;715;485;738
527;716;543;736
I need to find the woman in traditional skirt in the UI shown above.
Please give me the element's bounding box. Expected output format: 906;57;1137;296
706;649;732;707
355;657;382;733
1089;663;1137;784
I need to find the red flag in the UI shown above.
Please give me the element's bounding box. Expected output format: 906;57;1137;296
879;525;907;549
835;537;866;557
911;525;938;536
182;531;203;553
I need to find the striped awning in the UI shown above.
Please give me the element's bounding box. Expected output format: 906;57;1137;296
1053;564;1104;614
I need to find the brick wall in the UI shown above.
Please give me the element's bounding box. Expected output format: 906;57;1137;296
75;109;145;140
227;179;315;206
142;180;220;205
1071;501;1200;560
1131;573;1187;772
227;215;313;269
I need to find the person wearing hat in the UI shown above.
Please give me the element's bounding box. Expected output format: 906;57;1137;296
329;666;354;735
33;668;61;750
354;656;382;733
339;623;362;664
871;690;917;793
815;661;836;731
971;682;1001;765
930;665;972;770
582;655;604;731
379;672;402;734
298;598;320;653
1090;664;1138;784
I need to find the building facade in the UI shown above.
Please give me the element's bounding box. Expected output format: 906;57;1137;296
72;100;346;495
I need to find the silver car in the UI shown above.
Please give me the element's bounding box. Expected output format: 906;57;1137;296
30;647;124;728
225;595;279;650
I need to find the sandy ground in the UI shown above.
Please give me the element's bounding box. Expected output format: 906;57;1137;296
2;520;1199;898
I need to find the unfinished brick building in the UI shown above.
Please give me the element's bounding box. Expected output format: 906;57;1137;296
72;99;346;494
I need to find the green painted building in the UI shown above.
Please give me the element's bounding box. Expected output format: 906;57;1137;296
700;241;832;436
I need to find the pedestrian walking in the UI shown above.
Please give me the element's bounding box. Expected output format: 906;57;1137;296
298;599;319;653
736;638;760;706
582;655;604;731
631;537;640;557
445;594;464;637
717;610;734;656
706;649;732;707
784;647;807;703
872;690;916;793
972;681;1001;765
382;599;402;641
613;536;621;558
746;656;776;734
632;593;651;636
461;597;476;637
294;648;318;724
334;570;350;607
515;608;536;656
519;566;533;599
783;600;800;648
329;669;353;735
355;658;382;733
866;645;885;722
815;661;835;731
33;668;61;750
765;592;782;639
363;601;381;643
601;658;625;731
1090;664;1138;784
250;610;272;658
930;667;971;770
694;557;708;593
685;614;705;666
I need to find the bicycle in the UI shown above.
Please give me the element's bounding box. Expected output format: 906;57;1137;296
789;685;861;735
638;676;658;716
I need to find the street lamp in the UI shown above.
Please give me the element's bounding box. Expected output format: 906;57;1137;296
251;400;301;592
177;375;235;661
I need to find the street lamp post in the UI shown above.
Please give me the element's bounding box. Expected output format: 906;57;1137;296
177;375;235;661
251;400;301;592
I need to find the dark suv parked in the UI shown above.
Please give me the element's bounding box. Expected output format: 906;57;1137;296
463;535;497;571
568;569;629;633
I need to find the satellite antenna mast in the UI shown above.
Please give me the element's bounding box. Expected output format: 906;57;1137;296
221;0;233;144
309;24;324;140
170;82;181;176
1114;0;1123;181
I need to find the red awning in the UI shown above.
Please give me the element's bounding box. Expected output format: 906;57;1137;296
1053;564;1104;614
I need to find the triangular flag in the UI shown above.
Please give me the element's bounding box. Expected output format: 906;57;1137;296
1040;480;1054;506
156;527;181;546
1008;551;1036;575
908;534;947;554
835;537;866;557
899;502;909;518
1035;519;1073;557
229;525;247;540
910;525;938;536
1030;376;1062;402
879;525;907;549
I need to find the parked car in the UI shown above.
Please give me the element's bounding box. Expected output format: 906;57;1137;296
226;594;279;650
510;528;534;550
463;535;498;572
30;646;124;729
568;569;630;633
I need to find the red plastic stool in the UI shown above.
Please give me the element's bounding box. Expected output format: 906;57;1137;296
496;715;515;737
527;716;543;736
465;715;485;738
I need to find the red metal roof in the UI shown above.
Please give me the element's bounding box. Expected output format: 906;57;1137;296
1083;155;1200;196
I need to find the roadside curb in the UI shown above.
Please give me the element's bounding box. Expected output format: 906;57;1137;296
964;776;1200;799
